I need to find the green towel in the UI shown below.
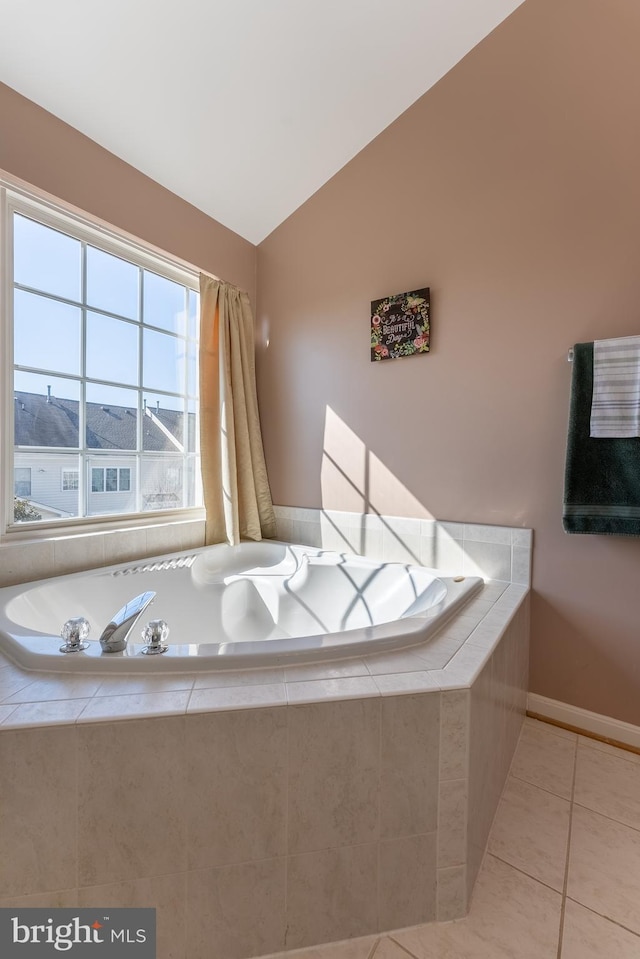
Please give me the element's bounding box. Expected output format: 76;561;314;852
563;342;640;535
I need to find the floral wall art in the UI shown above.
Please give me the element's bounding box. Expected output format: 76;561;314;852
370;287;430;361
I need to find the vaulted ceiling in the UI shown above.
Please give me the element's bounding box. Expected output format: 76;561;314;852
0;1;524;243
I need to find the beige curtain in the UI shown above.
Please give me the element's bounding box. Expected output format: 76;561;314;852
199;275;277;545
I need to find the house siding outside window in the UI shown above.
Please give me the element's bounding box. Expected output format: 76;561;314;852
14;467;31;498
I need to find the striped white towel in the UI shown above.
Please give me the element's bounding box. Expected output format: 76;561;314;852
590;335;640;437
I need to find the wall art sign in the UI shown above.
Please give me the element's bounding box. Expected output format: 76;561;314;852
371;287;430;362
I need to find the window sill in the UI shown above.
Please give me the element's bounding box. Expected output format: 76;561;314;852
3;506;206;546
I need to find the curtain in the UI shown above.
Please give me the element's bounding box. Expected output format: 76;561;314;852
199;275;277;545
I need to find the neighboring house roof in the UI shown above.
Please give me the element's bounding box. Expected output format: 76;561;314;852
14;391;193;453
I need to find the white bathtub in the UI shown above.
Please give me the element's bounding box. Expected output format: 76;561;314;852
0;541;483;672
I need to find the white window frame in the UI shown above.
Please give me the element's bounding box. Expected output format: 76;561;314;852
0;173;205;541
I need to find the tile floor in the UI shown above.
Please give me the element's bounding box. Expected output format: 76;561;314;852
265;717;640;959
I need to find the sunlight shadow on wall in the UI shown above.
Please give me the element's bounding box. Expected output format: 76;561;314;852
320;406;470;572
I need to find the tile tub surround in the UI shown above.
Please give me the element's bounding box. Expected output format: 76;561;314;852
0;514;530;957
287;719;640;959
272;507;532;586
0;518;206;588
0;588;529;959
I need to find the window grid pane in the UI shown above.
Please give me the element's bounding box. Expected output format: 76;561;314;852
62;470;79;491
86;246;139;320
14;467;31;497
14;214;82;302
91;468;104;493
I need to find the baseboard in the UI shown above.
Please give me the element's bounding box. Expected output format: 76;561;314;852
527;693;640;752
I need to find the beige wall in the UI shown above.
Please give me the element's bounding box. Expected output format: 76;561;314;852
256;0;640;725
0;82;256;301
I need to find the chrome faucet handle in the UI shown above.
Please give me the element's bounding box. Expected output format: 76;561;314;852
60;617;91;653
141;619;169;655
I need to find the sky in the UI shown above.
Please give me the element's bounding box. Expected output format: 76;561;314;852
12;213;198;418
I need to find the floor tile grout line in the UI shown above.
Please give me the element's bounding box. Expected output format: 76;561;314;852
571;798;640;834
576;738;640;765
527;715;640;759
509;770;573;802
518;733;578;752
517;731;640;831
556;732;579;959
387;935;423;958
564;896;640;940
482;851;564;898
367;937;382;959
524;717;579;743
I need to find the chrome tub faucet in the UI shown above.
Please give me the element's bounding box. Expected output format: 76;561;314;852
99;591;156;653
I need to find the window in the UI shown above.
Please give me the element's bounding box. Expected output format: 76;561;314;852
62;470;79;491
14;467;31;498
4;185;202;528
91;467;131;493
